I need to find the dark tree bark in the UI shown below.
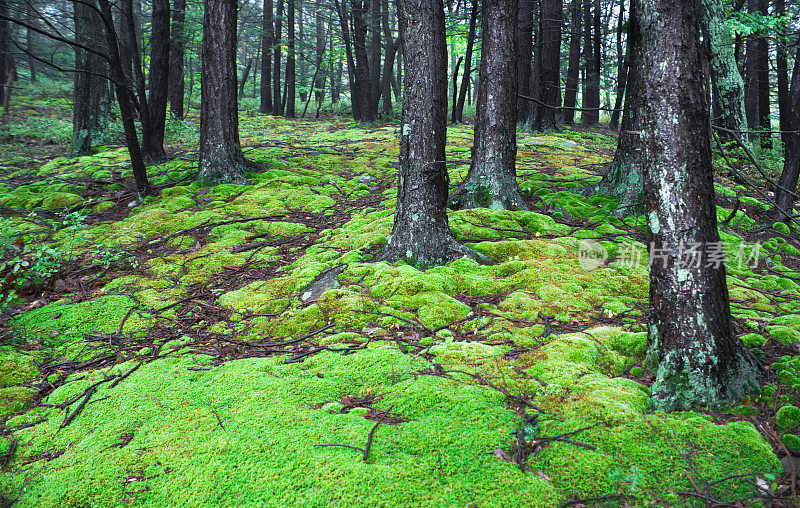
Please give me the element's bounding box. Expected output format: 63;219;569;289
609;0;626;129
516;0;534;123
775;0;789;146
743;0;758;131
641;0;759;411
454;0;477;123
580;0;599;124
313;0;325;104
198;0;251;184
449;0;525;211
97;0;153;196
260;0;274;113
284;0;295;117
379;0;399;114
381;0;482;266
334;0;361;118
71;0;112;156
581;0;643;216
239;58;253;96
755;0;770;148
562;0;581;125
533;0;561;131
771;44;800;223
450;55;462;122
700;0;748;141
141;0;171;161
352;0;374;121
369;0;381;115
26;2;36;83
273;0;284;115
169;0;186;119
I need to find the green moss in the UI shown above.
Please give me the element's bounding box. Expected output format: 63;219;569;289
773;222;791;235
782;434;800;451
776;405;800;429
0;386;36;418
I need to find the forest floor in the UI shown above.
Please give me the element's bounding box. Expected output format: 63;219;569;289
1;85;800;506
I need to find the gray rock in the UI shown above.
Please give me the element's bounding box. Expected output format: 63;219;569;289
558;140;578;148
300;264;347;303
358;174;376;184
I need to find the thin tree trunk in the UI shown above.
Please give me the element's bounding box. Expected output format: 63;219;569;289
381;0;482;266
334;0;359;117
772;44;800;223
260;0;274;113
581;0;599;124
755;0;770;148
744;0;759;131
26;3;36;83
168;0;186;119
609;0;626;129
239;58;253;96
454;0;477;123
369;0;381;116
563;0;581;125
517;0;534;123
284;0;295;117
314;0;325;104
273;0;284;115
775;0;789;146
641;0;759;412
71;0;111;156
0;0;8;105
198;0;251;184
582;0;643;216
700;0;748;142
533;0;561;131
449;0;525;211
450;56;462;123
142;0;171;161
352;0;374;121
97;0;153;196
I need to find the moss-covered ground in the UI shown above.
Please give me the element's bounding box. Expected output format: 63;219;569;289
1;86;799;506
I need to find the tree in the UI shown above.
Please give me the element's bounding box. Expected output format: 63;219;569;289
562;0;581;125
581;0;600;125
284;0;295;117
771;44;800;224
70;0;112;156
640;0;759;411
380;0;482;266
448;0;526;211
532;0;562;131
259;0;273;114
273;0;283;115
608;0;626;130
141;0;171;161
699;0;748;140
197;0;251;184
516;0;533;124
775;0;789;146
168;0;187;119
453;0;477;124
1;0;11;105
582;0;643;216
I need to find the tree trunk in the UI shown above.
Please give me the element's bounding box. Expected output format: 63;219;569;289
260;0;274;113
641;0;759;412
352;0;374;121
26;3;36;83
699;0;748;141
198;0;250;184
755;0;770;149
0;0;7;106
334;0;360;118
381;0;482;266
273;0;284;115
609;0;626;129
142;0;171;161
775;0;789;146
97;0;153;196
581;0;643;216
771;44;800;223
284;0;295;117
743;0;758;131
369;0;381;116
239;58;253;96
169;0;186;119
454;0;477;123
449;0;526;211
314;0;325;104
379;0;399;115
533;0;561;131
581;0;599;124
562;0;581;125
517;0;534;123
71;0;112;156
450;56;462;122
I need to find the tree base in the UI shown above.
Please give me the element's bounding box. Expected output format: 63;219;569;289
378;235;488;267
448;175;528;211
648;343;761;412
578;160;643;217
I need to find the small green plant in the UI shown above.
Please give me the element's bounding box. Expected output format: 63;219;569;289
609;465;647;493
